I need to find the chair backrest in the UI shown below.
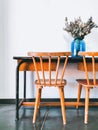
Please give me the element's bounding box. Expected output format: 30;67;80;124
78;52;98;85
28;52;71;86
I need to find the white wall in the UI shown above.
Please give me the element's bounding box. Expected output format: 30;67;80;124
1;0;98;99
0;0;5;98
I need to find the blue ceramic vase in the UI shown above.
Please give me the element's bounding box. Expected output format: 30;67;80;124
71;38;86;57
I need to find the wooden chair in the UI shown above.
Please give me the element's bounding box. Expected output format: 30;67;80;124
76;52;98;124
28;52;71;125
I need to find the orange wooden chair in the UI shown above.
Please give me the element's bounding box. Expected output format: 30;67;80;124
28;52;71;125
76;52;98;124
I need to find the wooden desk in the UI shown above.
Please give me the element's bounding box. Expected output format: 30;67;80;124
13;56;98;120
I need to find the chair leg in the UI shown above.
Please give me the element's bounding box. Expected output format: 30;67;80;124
38;88;42;109
76;84;82;109
58;87;66;125
33;87;42;124
84;88;90;124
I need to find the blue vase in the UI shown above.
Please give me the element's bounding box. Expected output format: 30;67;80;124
71;38;86;57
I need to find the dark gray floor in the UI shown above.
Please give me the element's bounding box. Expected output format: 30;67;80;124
0;104;98;130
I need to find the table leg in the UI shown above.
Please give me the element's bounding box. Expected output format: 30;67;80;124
16;64;19;120
24;71;26;100
16;60;27;120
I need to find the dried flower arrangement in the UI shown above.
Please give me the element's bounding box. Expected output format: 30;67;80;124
63;17;98;39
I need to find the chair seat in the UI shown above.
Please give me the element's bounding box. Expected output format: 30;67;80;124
76;79;98;87
35;79;67;87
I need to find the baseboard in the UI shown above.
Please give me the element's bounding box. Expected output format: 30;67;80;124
0;99;16;104
0;98;98;104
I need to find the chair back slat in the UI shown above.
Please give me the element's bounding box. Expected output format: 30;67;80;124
55;56;60;84
60;56;68;84
83;56;90;85
32;56;40;84
78;52;98;85
92;56;96;85
49;56;51;85
40;56;46;84
28;52;71;86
